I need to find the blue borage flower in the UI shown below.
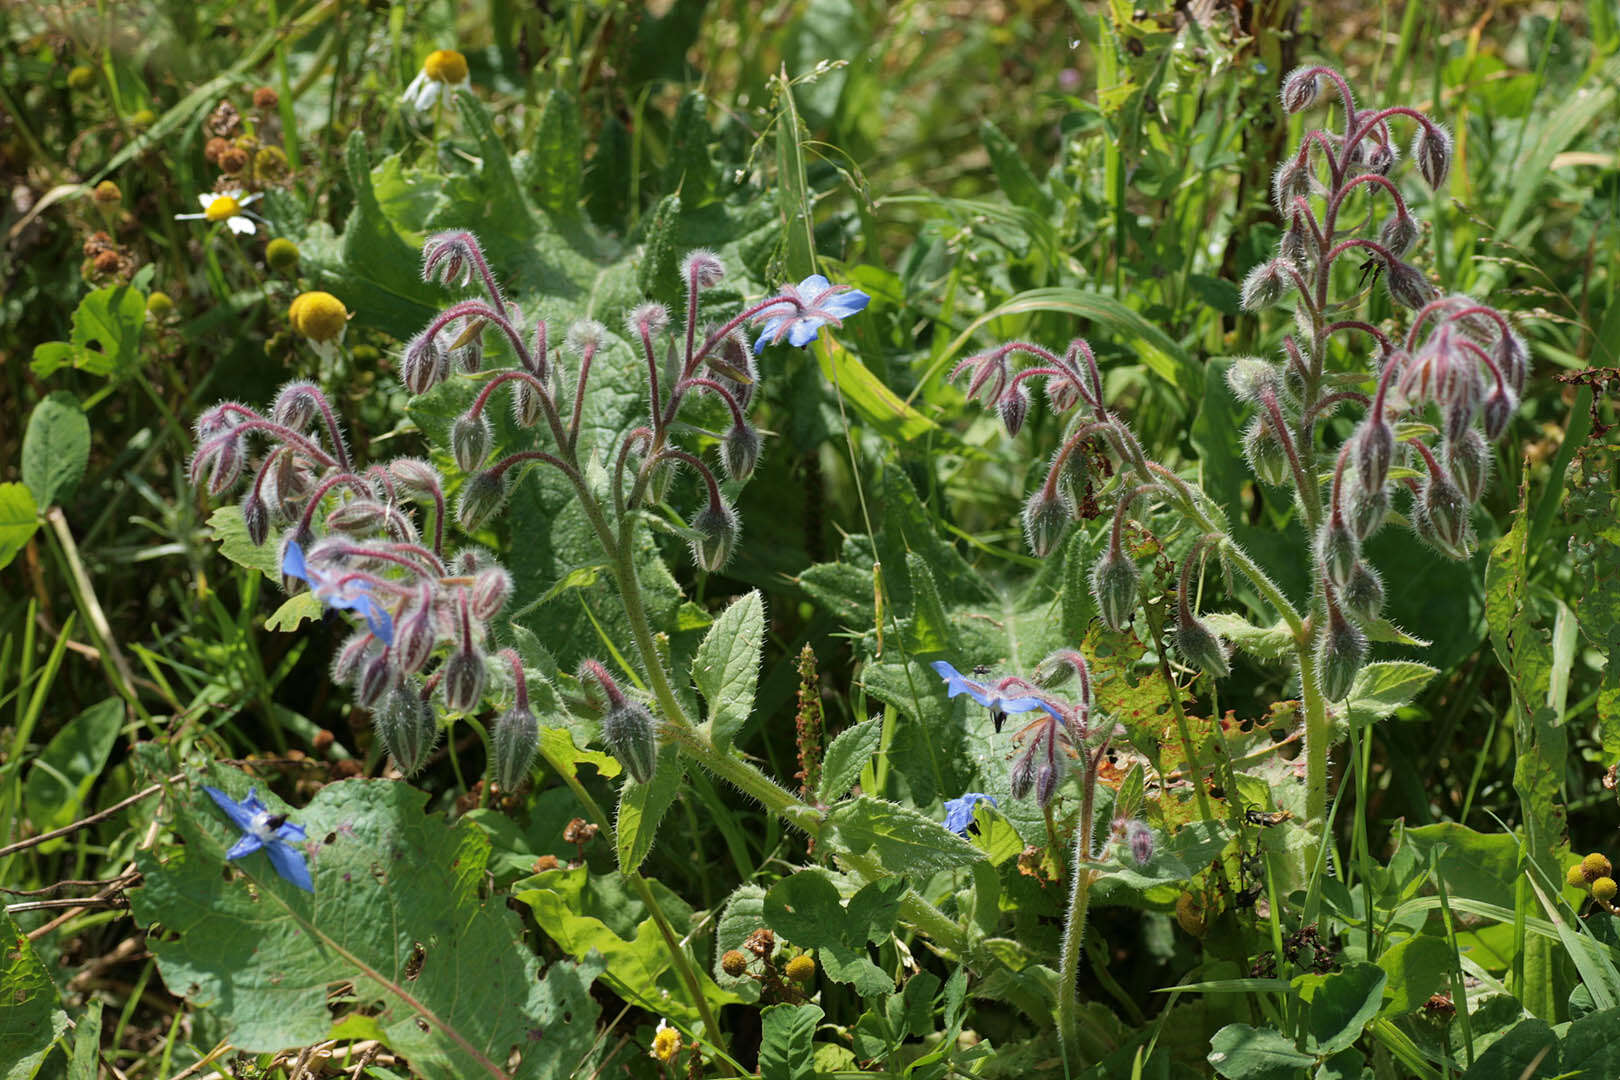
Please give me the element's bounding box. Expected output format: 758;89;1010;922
943;792;997;835
203;786;314;892
752;274;870;354
930;661;1064;725
283;539;395;644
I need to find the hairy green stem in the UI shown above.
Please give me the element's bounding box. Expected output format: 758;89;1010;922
1058;762;1099;1070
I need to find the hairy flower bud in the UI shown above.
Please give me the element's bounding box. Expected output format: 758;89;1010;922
721;423;762;483
708;332;758;411
602;700;658;784
1173;615;1231;679
1126;821;1155;865
1413;472;1473;559
402;330;448;395
1347;482;1390;541
1241;260;1290;310
1446;429;1491;504
683;249;725;290
1383;259;1436;311
355;648;396;708
628;302;670;339
271;381;321;431
331;630;371;686
1034;762;1059;808
441;648;485;713
1317;609;1367;702
689;501;739;572
512;382;543;428
1244;418;1292;488
1278;219;1311;269
1225;357;1284;404
999;386;1030;437
1271;158;1311;219
390;457;442;496
1343;562;1385;623
457;471;507;532
241;490;270;547
1379;212;1419;259
450;337;483;375
326;499;388;534
471;566;513;622
1022;488;1070;558
451;412;491;472
1316;517;1360;590
1092;550;1140;633
1009;750;1037;801
378;690;439;776
1412;122;1453;191
1482;386;1516;442
1353;418;1395;494
1280;67;1322;113
1358;139;1396;177
1494;330;1529;396
491;705;539;791
393;593;437;676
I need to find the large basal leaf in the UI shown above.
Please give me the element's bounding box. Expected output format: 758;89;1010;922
1;910;69;1080
824;796;983;875
130;770;601;1080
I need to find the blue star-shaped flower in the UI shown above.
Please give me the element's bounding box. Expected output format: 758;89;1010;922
943;792;997;835
930;661;1064;724
283;539;394;644
203;785;314;892
752;274;870;354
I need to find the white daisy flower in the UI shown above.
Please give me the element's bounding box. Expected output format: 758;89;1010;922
402;49;470;112
174;190;263;236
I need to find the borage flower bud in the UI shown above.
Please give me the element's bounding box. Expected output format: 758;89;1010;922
1173;615;1231;679
689;501;740;572
457;471;507;532
683;249;725;290
326;499;388;534
1009;750;1037;801
1317;608;1367;702
471;566;513;621
1243;418;1292;488
1126;821;1155;865
1383;260;1435;311
708;332;758;411
192;439;243;496
1271;158;1310;219
721;422;762;483
1280;67;1322;113
1240;260;1290;310
451;412;491;472
450;337;483;375
394;591;437;675
421;231;473;288
1482;386;1516;442
441;648;485;713
1379;212;1419;259
1347;483;1389;541
378;690;439;776
1358;139;1396;177
1046;373;1081;413
390;457;442;496
1353;418;1394;494
1316;517;1360;590
1414;472;1473;559
1033;649;1091;696
1494;330;1529;396
1022;488;1070;558
491;704;538;791
1412;122;1453;191
998;386;1030;437
331;630;372;685
355;648;396;708
271;381;322;431
629;302;670;339
512;383;543;428
1278;219;1311;270
602;700;658;784
401;330;448;395
1035;763;1059;809
1447;429;1491;504
241;490;270;547
1226;357;1284;405
1344;562;1385;622
1091;550;1140;632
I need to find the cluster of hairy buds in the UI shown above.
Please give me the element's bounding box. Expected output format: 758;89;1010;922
578;659;658;783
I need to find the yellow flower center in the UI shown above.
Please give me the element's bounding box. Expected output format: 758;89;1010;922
204;195;242;222
289;291;349;343
649;1024;680;1063
423;49;468;85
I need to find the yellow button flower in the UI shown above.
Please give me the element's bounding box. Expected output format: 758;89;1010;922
175;189;263;236
288;291;351;360
403;48;470;112
648;1018;680;1063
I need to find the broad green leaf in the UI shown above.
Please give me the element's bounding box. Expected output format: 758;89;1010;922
1377;935;1454;1015
825;796;983;875
980;120;1054;216
21;392;90;508
264;592;322;633
1203;612;1295;662
537;725;621;781
818;718;883;803
1459;1018;1559;1079
615;745;684;872
1303;962;1386;1055
455;95;535;237
759;1004;822;1080
713;885;767;1001
130;771;601;1080
1343;662;1438;731
1207;1023;1315;1080
0;483;40;571
29;284;146;379
903;552;954;655
530;89;583;219
764;871;903;996
67;1003;102;1080
0;910;69;1080
207;505;280;581
23;697;124;843
692;590;764;750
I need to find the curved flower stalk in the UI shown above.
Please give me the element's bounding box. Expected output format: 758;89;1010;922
948;66;1528;853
